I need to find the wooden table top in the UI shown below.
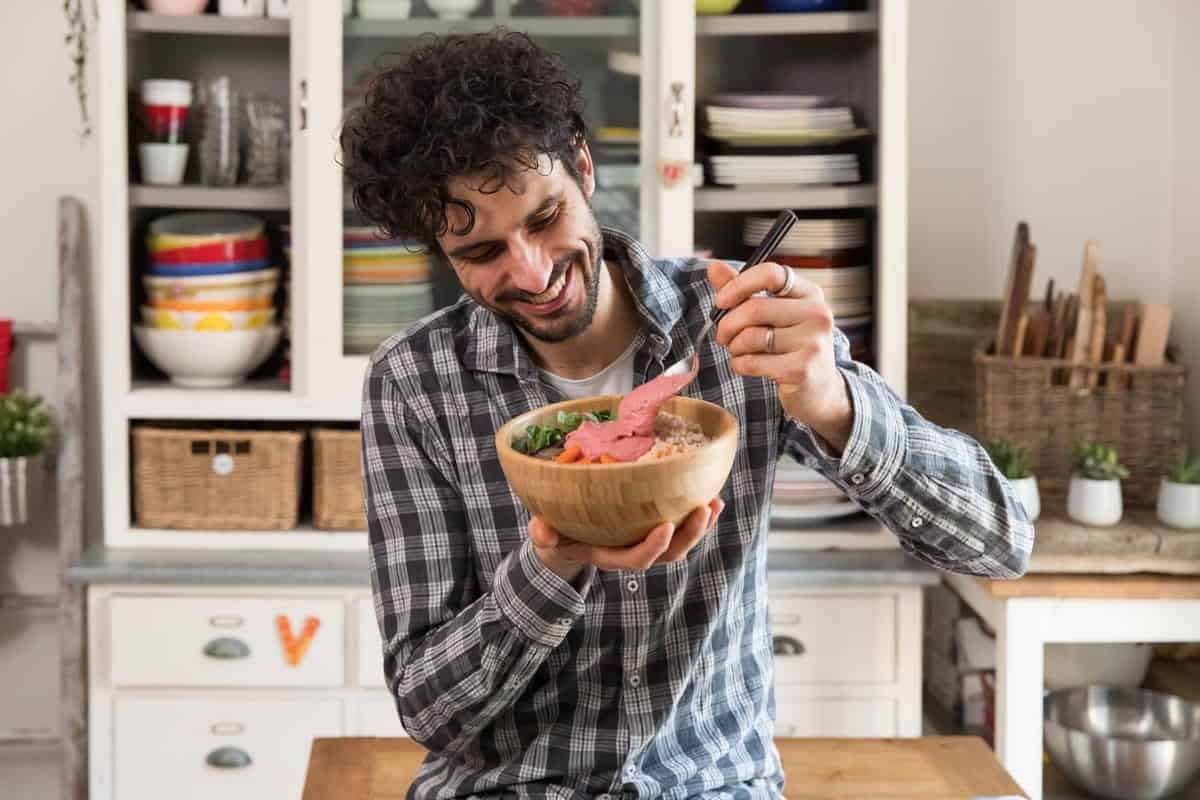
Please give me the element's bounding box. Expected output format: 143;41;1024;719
977;572;1200;599
301;736;1026;800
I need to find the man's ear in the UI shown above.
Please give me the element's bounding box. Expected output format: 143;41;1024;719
574;140;596;199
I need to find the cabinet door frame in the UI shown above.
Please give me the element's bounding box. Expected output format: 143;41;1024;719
639;3;695;258
290;2;367;399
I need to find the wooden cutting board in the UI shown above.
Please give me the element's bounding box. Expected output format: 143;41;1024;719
996;222;1031;355
1068;241;1099;388
1134;301;1172;366
1086;274;1107;387
301;737;1027;800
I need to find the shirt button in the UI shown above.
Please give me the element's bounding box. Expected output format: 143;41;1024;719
850;473;866;486
624;764;638;778
910;516;924;528
558;617;573;627
629;674;642;687
626;579;639;593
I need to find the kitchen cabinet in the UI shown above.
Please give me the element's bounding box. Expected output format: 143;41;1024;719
85;579;925;800
84;2;915;795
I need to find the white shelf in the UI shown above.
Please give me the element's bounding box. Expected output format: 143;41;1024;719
127;11;289;37
110;526;367;552
697;12;878;36
127;381;359;421
694;184;878;212
345;16;638;38
130;185;290;211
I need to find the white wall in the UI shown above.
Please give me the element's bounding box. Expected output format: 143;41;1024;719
908;0;1176;305
0;1;100;794
1171;0;1200;449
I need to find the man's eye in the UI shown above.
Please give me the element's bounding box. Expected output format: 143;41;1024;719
531;210;560;231
465;247;501;264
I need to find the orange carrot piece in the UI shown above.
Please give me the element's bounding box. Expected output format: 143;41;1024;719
555;446;582;464
599;453;618;464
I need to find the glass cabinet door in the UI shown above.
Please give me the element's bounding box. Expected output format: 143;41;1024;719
292;0;693;396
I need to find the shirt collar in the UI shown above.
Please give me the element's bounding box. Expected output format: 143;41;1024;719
459;226;687;379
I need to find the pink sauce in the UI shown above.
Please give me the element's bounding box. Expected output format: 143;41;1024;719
564;364;698;462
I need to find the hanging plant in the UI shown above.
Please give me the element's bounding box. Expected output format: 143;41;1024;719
63;0;98;140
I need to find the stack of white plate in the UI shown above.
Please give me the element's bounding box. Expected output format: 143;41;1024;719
709;154;859;187
703;95;868;147
772;454;862;522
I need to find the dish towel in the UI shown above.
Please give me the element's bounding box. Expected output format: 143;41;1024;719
0;320;12;393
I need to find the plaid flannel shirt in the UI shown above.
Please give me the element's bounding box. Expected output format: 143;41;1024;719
361;227;1034;800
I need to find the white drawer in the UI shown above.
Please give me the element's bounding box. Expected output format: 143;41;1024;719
353;693;409;737
113;694;342;800
775;698;896;737
109;595;345;688
358;597;386;688
769;594;896;684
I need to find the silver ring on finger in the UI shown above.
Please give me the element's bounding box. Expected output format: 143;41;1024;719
765;327;775;355
772;263;797;298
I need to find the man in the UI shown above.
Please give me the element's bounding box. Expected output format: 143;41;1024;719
344;30;1032;800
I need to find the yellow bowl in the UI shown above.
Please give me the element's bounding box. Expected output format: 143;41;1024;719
140;305;277;332
494;394;738;547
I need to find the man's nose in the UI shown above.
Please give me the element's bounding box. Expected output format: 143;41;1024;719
506;237;554;294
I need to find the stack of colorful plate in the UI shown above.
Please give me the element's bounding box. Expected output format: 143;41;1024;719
743;214;872;361
137;212;282;387
772;453;863;522
342;224;434;355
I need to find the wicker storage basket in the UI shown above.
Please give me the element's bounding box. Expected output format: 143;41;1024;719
974;344;1186;508
312;427;367;531
132;427;304;530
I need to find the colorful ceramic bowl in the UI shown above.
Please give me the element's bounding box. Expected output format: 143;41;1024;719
142;268;280;304
140;305;278;331
146;212;265;253
133;325;281;388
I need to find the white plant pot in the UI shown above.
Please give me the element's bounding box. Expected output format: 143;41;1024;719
1066;475;1123;527
1010;476;1040;522
1157;478;1200;529
0;455;43;527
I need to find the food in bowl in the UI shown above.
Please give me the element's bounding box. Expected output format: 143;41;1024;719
514;408;712;464
495;394;738;547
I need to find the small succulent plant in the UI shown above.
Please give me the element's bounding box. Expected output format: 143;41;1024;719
1168;450;1200;485
0;390;56;459
1072;442;1130;482
985;438;1033;480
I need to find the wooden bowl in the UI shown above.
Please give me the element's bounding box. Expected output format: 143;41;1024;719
495;394;739;547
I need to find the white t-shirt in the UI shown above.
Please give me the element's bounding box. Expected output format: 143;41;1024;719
538;335;639;400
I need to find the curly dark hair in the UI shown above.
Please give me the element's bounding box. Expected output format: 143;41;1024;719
340;30;589;250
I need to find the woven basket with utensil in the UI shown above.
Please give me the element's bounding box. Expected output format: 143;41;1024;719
974;343;1186;508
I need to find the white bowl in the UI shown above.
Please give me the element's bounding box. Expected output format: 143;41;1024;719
425;0;479;20
141;79;193;106
138;143;189;185
143;0;209;14
143;268;280;304
133;326;282;387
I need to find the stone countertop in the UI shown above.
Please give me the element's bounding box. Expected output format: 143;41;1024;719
69;545;940;587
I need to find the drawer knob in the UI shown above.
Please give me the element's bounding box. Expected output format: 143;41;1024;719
206;746;252;769
772;635;806;656
203;636;251;660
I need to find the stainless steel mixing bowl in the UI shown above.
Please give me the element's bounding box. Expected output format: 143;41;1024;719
1044;686;1200;800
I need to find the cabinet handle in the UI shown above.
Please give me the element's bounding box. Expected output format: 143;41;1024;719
206;746;252;769
203;636;251;660
208;615;244;628
211;722;246;736
773;635;806;656
298;79;309;131
668;81;685;138
771;614;801;626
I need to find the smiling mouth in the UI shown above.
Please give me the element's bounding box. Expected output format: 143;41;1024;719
520;264;574;315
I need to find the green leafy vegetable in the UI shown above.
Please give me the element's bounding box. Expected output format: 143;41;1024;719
511;408;615;455
0;389;56;458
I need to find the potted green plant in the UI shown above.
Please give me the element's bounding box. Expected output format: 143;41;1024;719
1157;450;1200;529
0;390;56;526
1067;442;1129;527
985;438;1039;522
